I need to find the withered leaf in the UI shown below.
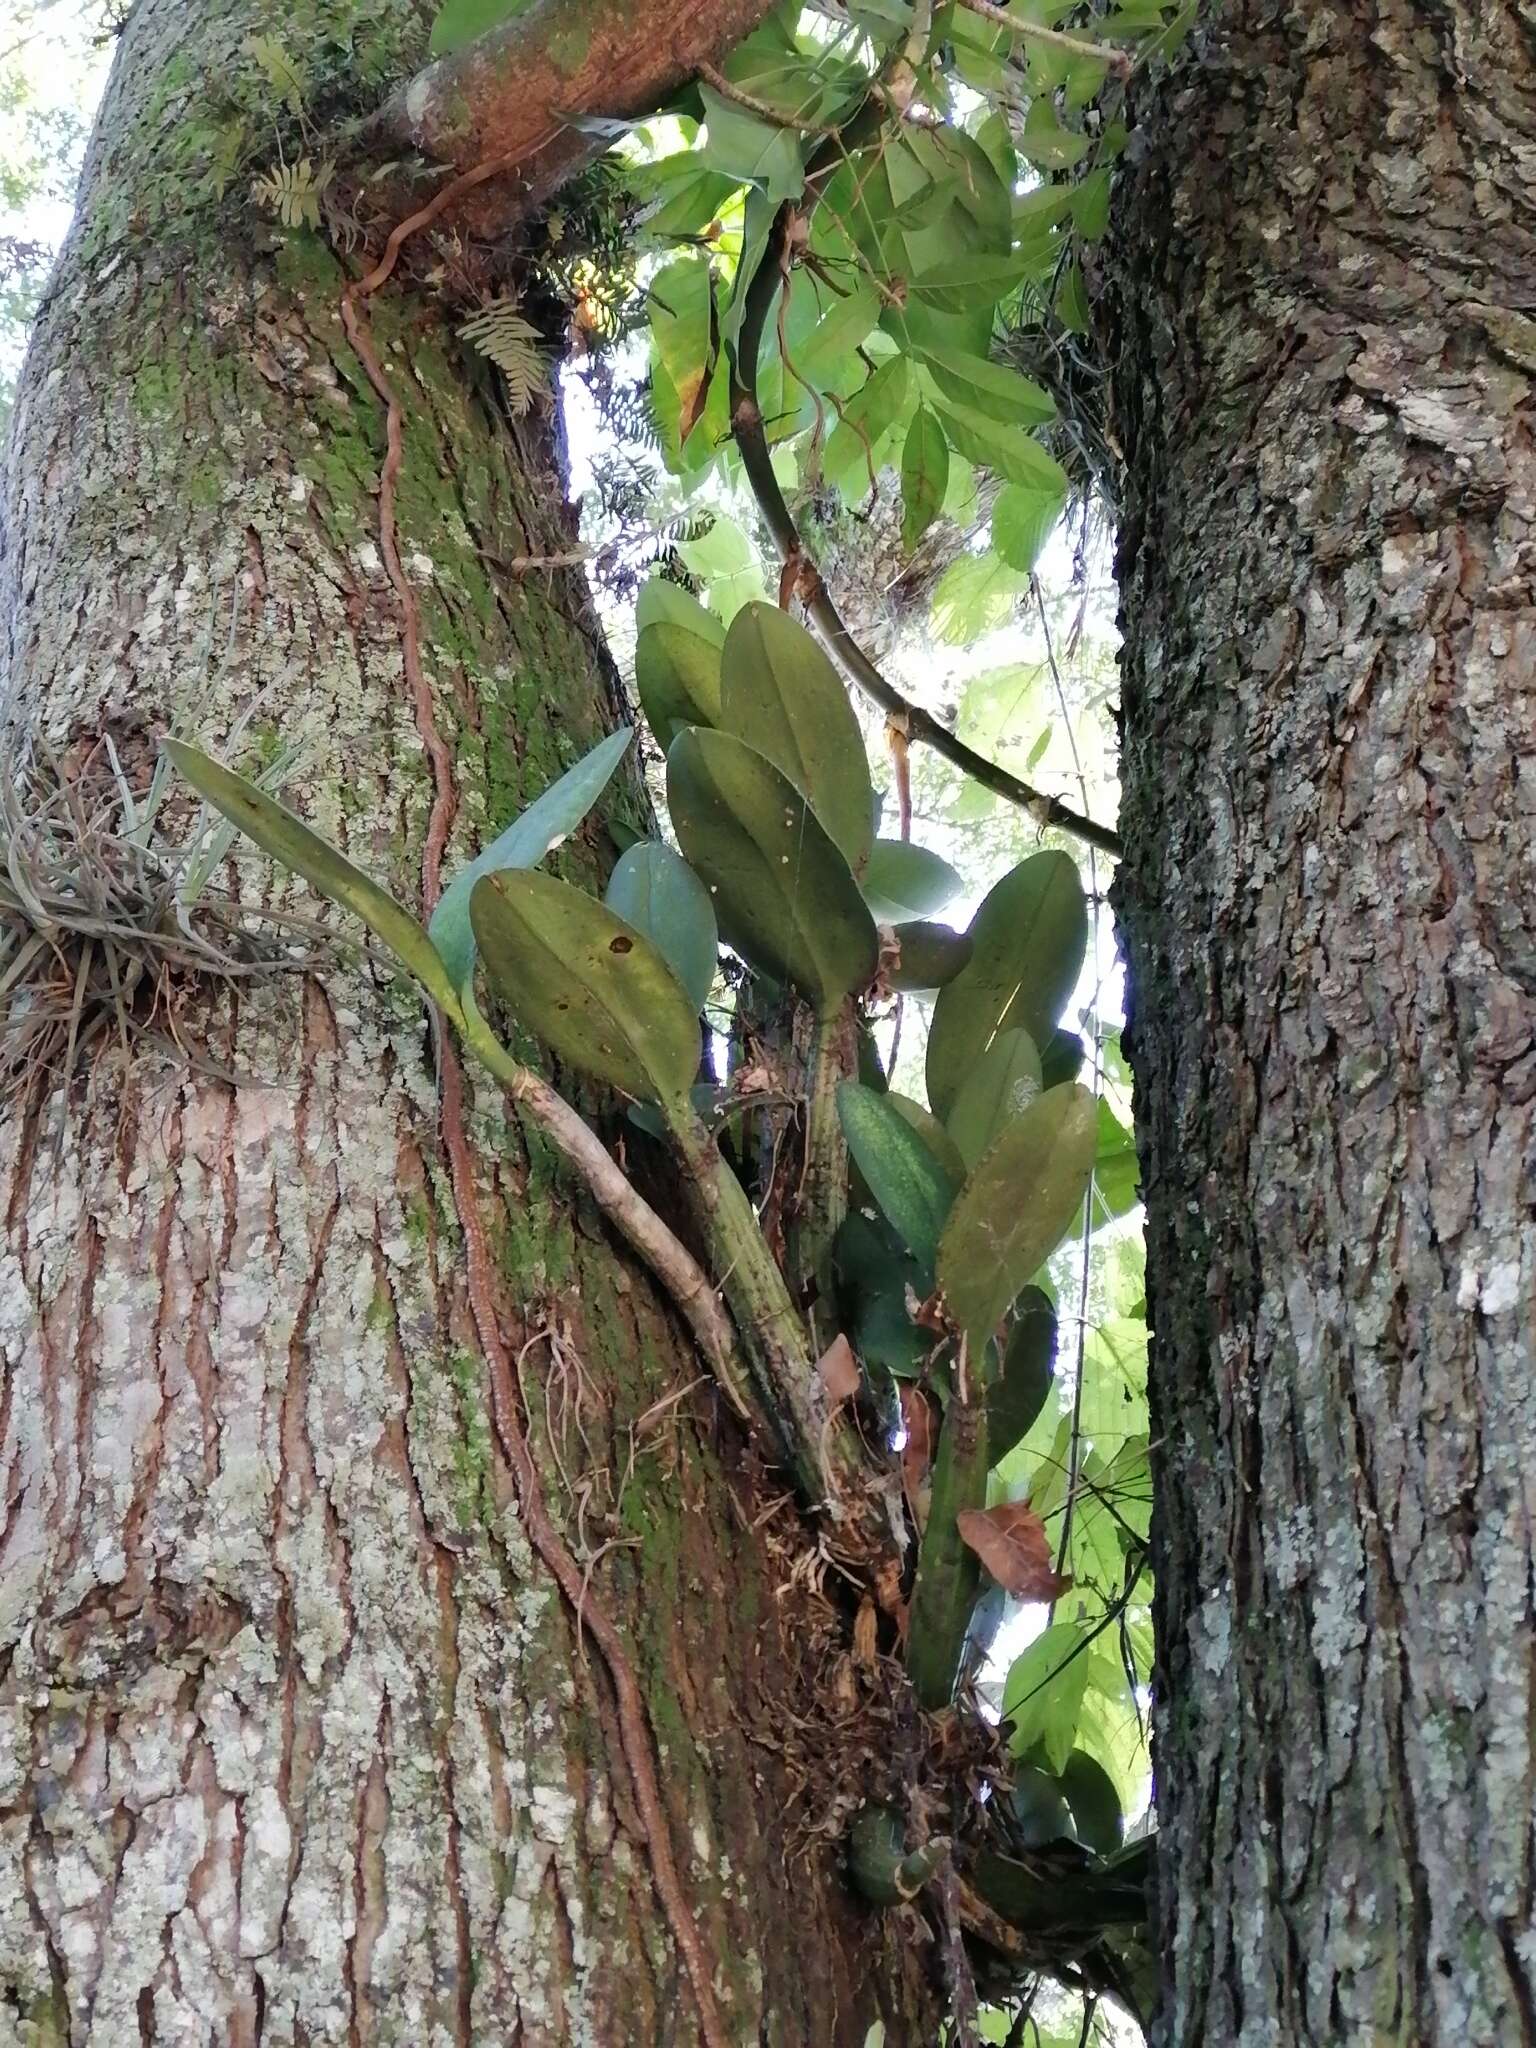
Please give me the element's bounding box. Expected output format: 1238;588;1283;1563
955;1501;1072;1602
818;1333;861;1405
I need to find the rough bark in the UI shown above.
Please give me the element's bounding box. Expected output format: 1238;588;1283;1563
1106;4;1536;2043
0;3;933;2042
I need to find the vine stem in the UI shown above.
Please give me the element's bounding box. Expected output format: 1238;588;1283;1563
727;162;1123;860
338;169;730;2048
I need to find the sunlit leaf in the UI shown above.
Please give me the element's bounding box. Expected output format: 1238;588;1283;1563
699;84;804;201
920;345;1055;426
470;868;700;1105
992;479;1062;575
930;551;1029;647
825;355;911;501
648;254;716;455
900;403;949;552
1002;1620;1091;1770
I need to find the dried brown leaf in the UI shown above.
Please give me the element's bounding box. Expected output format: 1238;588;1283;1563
818;1333;861;1405
955;1501;1072;1602
900;1385;936;1527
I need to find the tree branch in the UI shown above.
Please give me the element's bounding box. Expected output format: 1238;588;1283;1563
363;0;782;231
954;0;1132;78
728;199;1124;862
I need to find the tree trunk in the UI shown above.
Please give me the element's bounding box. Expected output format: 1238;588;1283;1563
0;4;932;2042
1106;4;1536;2042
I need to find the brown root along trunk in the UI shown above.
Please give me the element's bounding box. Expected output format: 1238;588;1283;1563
0;2;934;2041
1103;3;1536;2043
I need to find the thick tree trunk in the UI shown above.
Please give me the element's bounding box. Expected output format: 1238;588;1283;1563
1106;4;1536;2043
0;4;932;2042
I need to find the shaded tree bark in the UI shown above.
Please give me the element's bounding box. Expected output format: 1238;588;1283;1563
1106;4;1536;2043
0;3;934;2041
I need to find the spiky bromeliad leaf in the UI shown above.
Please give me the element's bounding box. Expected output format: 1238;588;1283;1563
666;728;877;1007
458;299;547;416
161;740;457;1012
719;602;873;874
938;1082;1098;1343
470;868;700;1106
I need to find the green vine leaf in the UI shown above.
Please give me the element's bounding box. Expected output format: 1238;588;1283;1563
667;727;877;1005
470;868;700;1106
937;1083;1098;1341
900;402;949;553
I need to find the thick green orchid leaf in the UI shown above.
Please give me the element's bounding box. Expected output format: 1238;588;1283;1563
470;868;700;1106
429;726;634;994
635;620;724;749
988;1286;1057;1465
946;1026;1043;1170
887;920;973;994
927;850;1087;1118
162;740;457;1013
861;838;962;922
667;727;877;1004
938;1083;1097;1341
720;601;873;872
603;841;718;1014
837;1079;958;1275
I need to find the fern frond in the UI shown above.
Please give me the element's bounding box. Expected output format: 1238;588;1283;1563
244;33;307;117
458;299;547;417
251;158;331;231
